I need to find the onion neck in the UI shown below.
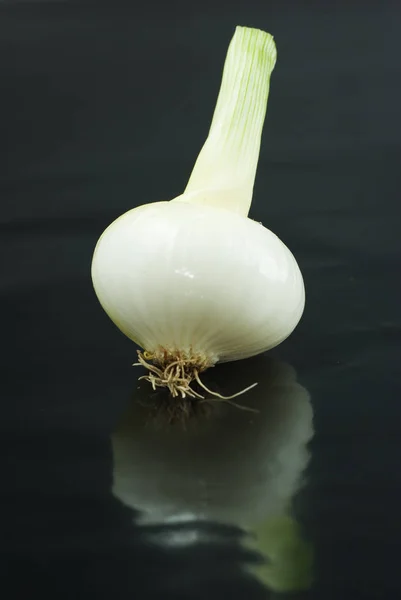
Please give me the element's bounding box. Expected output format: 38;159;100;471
176;26;277;217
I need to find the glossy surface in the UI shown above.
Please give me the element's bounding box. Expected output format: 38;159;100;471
1;2;400;599
112;358;313;527
92;201;305;360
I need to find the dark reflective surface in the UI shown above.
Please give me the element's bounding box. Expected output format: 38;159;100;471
113;357;314;593
1;1;400;599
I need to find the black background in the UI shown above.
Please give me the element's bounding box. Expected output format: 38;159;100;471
1;1;400;599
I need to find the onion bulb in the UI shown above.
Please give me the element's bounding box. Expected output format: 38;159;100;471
91;26;305;400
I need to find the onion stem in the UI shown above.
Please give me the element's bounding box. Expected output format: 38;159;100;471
180;26;277;216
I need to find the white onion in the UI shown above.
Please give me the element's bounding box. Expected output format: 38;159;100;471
91;26;305;399
92;201;304;361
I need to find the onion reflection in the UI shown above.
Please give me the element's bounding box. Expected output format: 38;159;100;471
112;355;314;592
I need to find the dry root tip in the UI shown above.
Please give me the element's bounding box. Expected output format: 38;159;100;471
133;349;258;412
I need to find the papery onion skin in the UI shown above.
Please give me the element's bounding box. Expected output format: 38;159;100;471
91;200;305;365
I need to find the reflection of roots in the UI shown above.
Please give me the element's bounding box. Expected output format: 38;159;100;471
140;390;214;426
133;347;258;417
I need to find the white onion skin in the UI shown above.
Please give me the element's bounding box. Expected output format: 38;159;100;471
91;201;305;363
